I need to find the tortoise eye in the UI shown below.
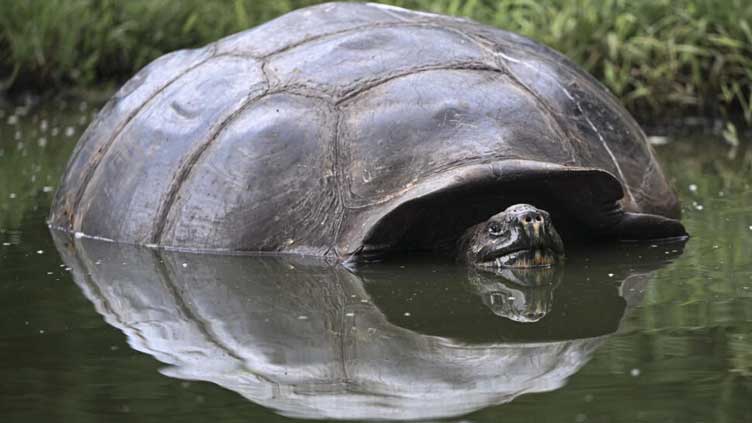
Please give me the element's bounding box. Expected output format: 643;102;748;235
488;222;503;236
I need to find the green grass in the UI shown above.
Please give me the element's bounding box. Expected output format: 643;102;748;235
1;0;751;123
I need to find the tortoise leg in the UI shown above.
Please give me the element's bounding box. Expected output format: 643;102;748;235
609;212;688;241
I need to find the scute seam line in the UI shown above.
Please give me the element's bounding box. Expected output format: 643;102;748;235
150;63;272;245
492;53;580;165
70;44;219;232
336;61;500;105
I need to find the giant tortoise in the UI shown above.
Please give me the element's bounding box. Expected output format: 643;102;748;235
48;2;686;267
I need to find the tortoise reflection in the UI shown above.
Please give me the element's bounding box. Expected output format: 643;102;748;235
470;267;562;323
52;231;683;421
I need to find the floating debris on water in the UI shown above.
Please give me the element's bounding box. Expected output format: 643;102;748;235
403;312;411;317
688;184;698;192
42;186;54;193
297;315;308;320
36;250;44;254
630;368;641;377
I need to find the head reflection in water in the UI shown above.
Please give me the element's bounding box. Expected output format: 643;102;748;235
469;267;562;323
51;230;684;421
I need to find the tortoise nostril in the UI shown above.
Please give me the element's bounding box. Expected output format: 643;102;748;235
520;212;541;225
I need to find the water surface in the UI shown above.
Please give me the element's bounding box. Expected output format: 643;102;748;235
0;102;750;422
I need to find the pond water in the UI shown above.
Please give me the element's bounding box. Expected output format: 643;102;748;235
0;101;750;422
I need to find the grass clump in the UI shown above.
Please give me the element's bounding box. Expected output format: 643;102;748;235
401;0;752;124
0;0;317;89
1;0;751;123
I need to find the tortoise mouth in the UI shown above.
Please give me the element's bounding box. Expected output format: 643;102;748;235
478;247;561;269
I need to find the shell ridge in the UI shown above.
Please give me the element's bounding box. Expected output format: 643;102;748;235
336;62;500;105
261;20;485;62
270;84;336;102
151;75;272;245
364;2;415;21
261;21;420;60
329;106;347;258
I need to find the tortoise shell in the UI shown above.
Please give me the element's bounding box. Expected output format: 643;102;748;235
49;2;681;259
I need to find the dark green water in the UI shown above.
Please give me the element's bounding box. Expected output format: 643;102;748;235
0;102;750;423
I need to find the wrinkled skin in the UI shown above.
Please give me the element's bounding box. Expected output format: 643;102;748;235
458;204;565;268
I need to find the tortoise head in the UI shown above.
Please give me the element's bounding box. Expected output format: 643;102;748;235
458;204;565;268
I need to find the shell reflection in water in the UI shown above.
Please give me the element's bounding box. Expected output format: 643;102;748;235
51;231;683;421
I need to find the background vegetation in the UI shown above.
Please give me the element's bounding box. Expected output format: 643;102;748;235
1;0;751;123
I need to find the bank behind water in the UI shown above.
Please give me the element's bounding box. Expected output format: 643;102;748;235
1;0;751;123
